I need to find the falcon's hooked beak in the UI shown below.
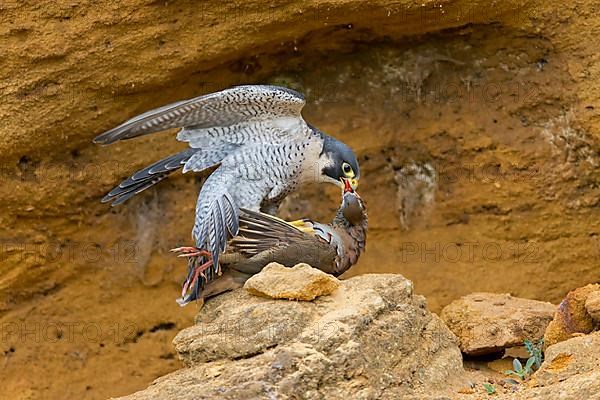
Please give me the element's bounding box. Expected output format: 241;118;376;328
341;177;355;193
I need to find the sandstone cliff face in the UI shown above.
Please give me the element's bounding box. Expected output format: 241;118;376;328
2;1;600;399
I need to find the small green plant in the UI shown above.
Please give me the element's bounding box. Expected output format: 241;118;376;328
505;358;534;380
482;383;496;395
524;338;544;368
505;338;545;380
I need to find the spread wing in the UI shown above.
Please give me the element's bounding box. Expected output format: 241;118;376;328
94;85;313;206
93;85;310;147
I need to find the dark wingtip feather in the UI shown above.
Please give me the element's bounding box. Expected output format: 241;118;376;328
93;130;120;145
109;191;138;206
99;150;194;206
92;137;109;145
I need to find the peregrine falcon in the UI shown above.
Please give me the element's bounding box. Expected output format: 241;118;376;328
94;85;360;273
176;179;368;305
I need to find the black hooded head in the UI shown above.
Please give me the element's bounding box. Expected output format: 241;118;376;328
319;134;360;189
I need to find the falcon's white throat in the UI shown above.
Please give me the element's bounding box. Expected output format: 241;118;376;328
317;153;342;185
298;143;340;186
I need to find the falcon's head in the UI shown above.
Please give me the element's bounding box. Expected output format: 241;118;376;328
318;135;360;190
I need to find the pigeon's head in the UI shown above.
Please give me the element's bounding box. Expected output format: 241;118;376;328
341;190;366;226
319;135;360;190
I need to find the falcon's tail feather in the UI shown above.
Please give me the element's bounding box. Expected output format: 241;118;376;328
102;149;196;206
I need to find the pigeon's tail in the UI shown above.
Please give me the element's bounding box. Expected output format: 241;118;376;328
101;149;196;206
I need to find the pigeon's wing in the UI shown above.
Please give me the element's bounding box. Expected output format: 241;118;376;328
229;208;314;257
93;85;311;146
228;209;337;274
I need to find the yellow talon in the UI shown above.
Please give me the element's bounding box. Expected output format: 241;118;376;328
287;219;308;227
296;226;315;234
269;215;313;233
285;219;314;233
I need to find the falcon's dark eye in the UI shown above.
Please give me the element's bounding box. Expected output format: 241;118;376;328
342;162;353;177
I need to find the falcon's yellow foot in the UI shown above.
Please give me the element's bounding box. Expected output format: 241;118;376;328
287;219;309;227
284;218;315;234
269;215;315;233
297;226;315;234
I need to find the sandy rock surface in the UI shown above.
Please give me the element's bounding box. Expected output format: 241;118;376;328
119;274;465;399
544;284;600;348
441;293;555;356
532;330;600;387
516;331;600;400
584;290;600;322
244;262;340;301
517;373;600;400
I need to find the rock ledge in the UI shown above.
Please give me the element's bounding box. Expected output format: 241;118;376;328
118;273;464;399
